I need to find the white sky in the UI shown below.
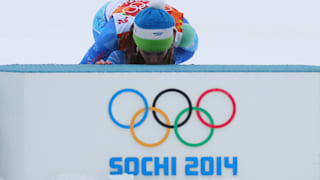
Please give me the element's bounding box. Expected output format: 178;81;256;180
0;0;319;65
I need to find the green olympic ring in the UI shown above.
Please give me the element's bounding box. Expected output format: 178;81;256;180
174;107;215;147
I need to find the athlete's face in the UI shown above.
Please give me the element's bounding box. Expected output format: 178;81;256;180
139;50;168;64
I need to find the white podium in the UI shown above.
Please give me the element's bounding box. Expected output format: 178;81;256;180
0;65;320;180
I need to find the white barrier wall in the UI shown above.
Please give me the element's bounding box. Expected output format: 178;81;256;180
0;65;320;180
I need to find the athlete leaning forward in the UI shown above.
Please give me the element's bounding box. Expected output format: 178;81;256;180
81;0;198;65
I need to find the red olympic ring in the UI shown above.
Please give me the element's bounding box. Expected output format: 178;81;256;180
196;88;236;128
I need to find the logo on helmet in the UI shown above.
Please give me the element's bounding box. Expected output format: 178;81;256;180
153;32;164;36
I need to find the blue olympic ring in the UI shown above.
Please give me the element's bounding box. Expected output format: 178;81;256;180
108;88;149;129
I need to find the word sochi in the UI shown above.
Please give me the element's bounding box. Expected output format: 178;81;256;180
109;156;238;176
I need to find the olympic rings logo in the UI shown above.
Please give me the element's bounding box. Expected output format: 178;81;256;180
108;88;236;147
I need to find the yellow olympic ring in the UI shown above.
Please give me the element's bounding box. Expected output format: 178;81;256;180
130;107;171;147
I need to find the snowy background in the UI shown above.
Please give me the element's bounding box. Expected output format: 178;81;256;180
0;0;319;65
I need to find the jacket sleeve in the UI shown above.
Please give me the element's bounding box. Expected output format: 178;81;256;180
80;17;119;64
174;17;199;64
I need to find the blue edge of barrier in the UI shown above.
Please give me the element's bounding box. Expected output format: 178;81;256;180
0;64;320;73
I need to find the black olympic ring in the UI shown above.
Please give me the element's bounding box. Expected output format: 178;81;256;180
152;88;192;128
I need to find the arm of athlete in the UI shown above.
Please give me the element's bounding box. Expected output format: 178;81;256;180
80;17;119;64
174;18;199;64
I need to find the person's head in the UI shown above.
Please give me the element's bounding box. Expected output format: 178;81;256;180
127;0;175;64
